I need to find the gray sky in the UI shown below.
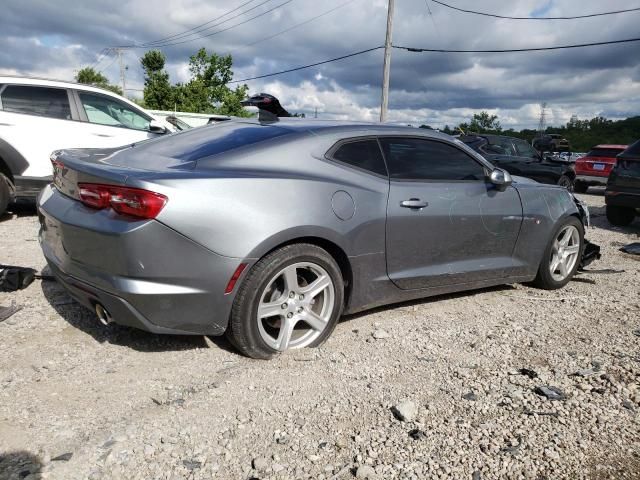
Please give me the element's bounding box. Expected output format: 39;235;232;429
1;0;639;128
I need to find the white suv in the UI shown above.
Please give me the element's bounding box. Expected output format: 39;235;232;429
0;76;174;216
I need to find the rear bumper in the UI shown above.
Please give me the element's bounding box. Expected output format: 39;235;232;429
575;174;608;186
605;190;640;209
37;184;243;335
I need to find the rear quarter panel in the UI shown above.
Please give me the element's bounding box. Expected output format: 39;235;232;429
127;134;390;260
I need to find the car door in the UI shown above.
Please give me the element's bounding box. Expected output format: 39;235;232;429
382;137;523;289
512;138;559;184
71;90;162;147
0;84;79;178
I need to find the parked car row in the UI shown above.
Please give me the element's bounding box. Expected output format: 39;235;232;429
460;134;577;190
0;76;176;216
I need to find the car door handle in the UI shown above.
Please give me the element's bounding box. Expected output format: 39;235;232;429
400;199;428;209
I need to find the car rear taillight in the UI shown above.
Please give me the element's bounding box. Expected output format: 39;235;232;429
78;183;167;219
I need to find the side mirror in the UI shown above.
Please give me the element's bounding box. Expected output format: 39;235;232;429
149;120;168;134
489;168;513;191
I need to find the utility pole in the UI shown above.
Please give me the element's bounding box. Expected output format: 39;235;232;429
314;107;318;119
380;0;395;123
116;48;126;95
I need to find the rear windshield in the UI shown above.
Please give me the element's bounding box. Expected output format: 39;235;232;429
619;139;640;159
585;148;625;158
134;122;293;162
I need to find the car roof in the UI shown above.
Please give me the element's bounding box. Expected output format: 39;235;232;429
0;75;124;98
230;118;453;140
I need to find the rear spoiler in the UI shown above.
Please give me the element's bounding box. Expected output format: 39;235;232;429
241;93;291;123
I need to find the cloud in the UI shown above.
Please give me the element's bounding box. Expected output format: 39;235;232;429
1;0;639;128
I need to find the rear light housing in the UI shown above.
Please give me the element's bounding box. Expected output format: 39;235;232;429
78;183;167;219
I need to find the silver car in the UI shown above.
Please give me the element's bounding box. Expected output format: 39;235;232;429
38;119;592;359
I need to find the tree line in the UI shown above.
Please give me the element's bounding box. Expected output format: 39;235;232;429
433;112;639;151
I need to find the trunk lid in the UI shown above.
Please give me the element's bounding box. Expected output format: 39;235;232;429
51;146;196;200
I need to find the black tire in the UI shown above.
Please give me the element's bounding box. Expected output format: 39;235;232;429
606;205;635;227
227;243;344;359
0;174;11;217
557;175;574;191
532;216;584;290
573;181;588;194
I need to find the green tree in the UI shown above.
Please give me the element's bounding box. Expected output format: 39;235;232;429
75;67;122;95
140;50;173;110
459;111;502;134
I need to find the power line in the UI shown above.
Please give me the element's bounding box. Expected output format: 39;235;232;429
133;0;295;48
226;36;640;84
394;36;640;53
227;46;383;83
430;0;640;20
242;0;357;48
140;0;275;47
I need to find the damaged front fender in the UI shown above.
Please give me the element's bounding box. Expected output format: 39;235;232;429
572;194;601;269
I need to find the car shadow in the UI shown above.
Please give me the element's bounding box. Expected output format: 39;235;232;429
587;205;640;235
0;203;38;222
341;284;516;323
0;450;44;479
40;271;210;353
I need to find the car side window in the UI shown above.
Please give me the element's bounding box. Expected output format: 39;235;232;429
0;85;71;120
380;137;486;181
490;137;516;156
330;139;388;176
514;139;538;158
78;92;151;131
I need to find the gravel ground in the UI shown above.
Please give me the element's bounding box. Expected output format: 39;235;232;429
0;191;639;480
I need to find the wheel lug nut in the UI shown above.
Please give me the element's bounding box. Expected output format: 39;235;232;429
289;291;295;298
299;294;304;300
287;312;293;318
297;307;304;313
281;303;288;309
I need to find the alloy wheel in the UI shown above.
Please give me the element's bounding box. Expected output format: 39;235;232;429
256;262;335;351
549;225;580;281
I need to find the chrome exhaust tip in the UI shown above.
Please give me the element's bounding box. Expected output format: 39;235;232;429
95;304;113;326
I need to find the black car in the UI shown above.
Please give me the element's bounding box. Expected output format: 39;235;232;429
461;134;576;190
533;133;571;153
605;139;640;226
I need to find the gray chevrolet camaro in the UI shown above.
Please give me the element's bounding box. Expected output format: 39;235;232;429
38;119;593;359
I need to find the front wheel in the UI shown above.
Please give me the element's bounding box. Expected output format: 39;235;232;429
227;244;344;359
532;217;584;290
606;205;635;227
557;175;574;191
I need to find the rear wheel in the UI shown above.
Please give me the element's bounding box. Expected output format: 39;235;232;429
557;175;574;191
532;217;583;290
227;244;344;359
606;205;635;227
573;181;588;194
0;174;11;217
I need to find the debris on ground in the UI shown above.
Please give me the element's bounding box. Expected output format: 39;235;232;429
518;368;538;379
51;452;73;462
372;329;390;340
0;301;21;322
408;429;427;440
462;391;478;401
534;386;567;401
391;400;417;422
0;265;36;291
619;242;640;255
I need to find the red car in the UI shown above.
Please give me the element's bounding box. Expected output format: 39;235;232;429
574;144;628;193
